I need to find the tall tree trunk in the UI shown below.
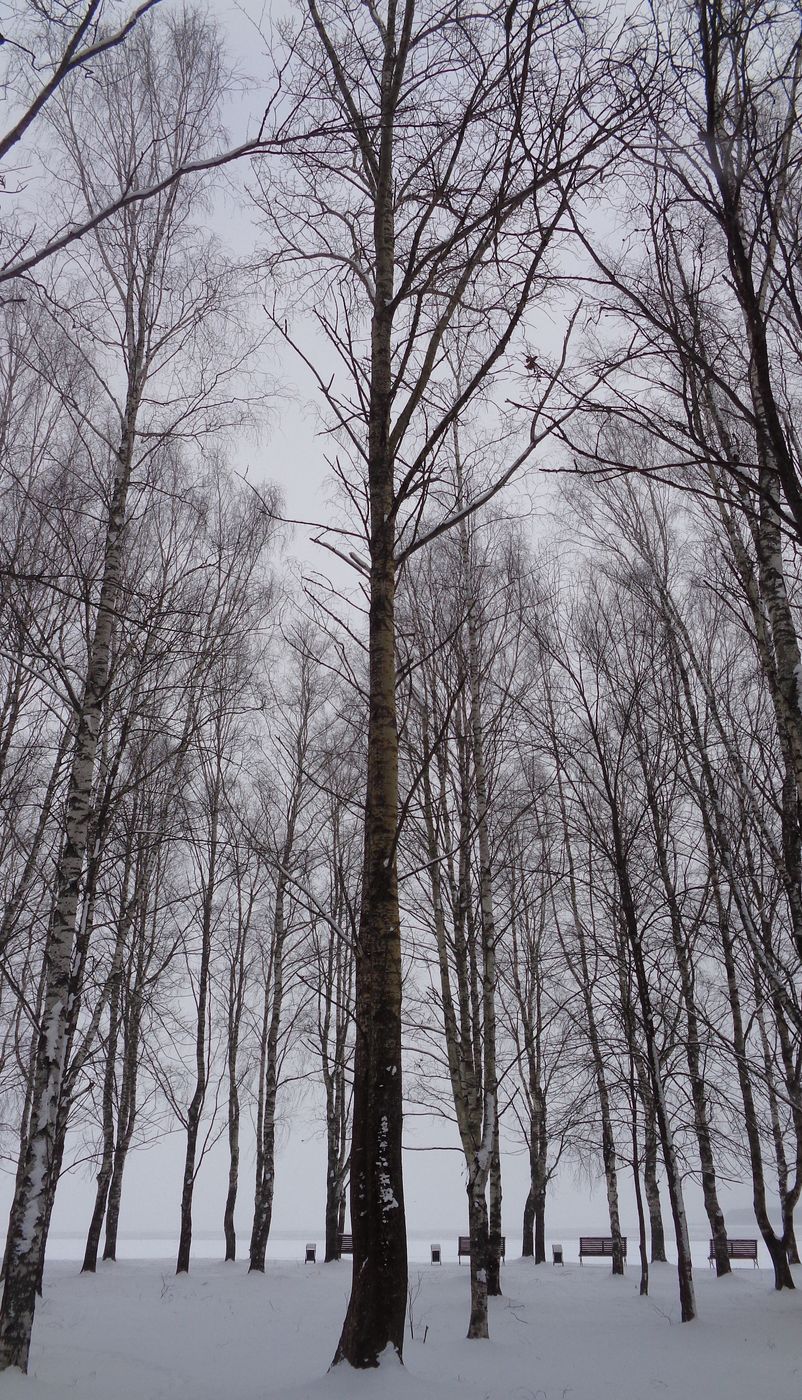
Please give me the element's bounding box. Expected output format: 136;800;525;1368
248;919;282;1274
176;780;219;1276
419;696;491;1330
462;503;501;1305
467;1177;490;1340
334;531;407;1363
642;1103;666;1265
487;1109;503;1296
611;830;696;1321
224;897;249;1264
1;959;46;1283
223;1081;240;1264
548;693;626;1278
250;756;304;1275
325;1148;342;1264
82;848;137;1274
628;1056;649;1298
102;970;143;1263
646;783;729;1275
522;1113;548;1264
521;1184;535;1260
333;35;408;1347
0;396;140;1372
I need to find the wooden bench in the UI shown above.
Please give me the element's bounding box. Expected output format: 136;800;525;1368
457;1235;506;1264
336;1233;353;1259
304;1242;316;1263
579;1236;627;1264
708;1238;758;1267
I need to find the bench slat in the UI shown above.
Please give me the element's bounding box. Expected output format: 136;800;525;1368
579;1236;627;1262
708;1238;757;1264
457;1235;506;1262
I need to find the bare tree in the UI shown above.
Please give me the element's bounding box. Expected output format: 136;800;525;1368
0;12;255;1366
257;0;635;1364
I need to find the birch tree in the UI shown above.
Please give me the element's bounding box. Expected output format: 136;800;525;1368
0;12;252;1368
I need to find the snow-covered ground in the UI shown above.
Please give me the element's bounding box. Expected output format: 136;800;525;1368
1;1253;799;1400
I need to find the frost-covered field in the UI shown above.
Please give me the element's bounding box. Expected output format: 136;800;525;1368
1;1256;799;1400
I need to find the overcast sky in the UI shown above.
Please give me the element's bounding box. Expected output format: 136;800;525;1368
0;0;764;1260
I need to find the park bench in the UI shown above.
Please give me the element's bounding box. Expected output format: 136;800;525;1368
304;1243;316;1263
336;1233;353;1259
457;1235;506;1264
579;1236;627;1265
708;1238;758;1267
431;1243;442;1264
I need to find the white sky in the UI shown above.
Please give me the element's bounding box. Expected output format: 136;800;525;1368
0;0;763;1259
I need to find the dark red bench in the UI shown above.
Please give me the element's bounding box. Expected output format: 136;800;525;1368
579;1236;627;1264
708;1238;757;1267
457;1235;506;1264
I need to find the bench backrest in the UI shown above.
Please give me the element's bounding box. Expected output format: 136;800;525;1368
457;1235;506;1257
729;1238;758;1256
709;1238;757;1259
579;1236;627;1256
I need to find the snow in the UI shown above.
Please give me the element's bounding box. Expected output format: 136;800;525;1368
377;1119;399;1212
2;1251;799;1400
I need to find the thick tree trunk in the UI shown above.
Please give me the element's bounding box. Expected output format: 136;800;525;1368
223;1091;240;1263
333;536;407;1364
487;1109;503;1296
534;1192;546;1266
332;42;408;1349
103;1144;129;1263
467;1179;489;1340
1;965;45;1283
521;1132;547;1264
248;1162;274;1273
641;1104;666;1264
325;1156;342;1264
